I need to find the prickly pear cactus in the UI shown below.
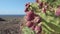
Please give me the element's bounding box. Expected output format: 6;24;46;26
22;0;60;34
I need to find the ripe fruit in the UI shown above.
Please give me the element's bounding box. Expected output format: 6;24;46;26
25;15;34;21
25;2;30;8
35;26;41;31
35;26;42;34
39;2;43;8
30;25;35;30
25;8;29;12
26;10;34;16
24;0;43;34
34;16;41;24
55;8;60;16
26;21;33;27
25;2;30;6
36;0;40;3
42;8;46;13
25;11;35;21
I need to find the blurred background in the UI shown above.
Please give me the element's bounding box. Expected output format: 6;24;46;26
0;0;35;15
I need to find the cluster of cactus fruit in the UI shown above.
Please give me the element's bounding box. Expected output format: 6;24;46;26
22;0;60;34
25;10;42;34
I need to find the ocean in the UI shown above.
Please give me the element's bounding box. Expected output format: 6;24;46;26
0;15;25;20
0;15;25;18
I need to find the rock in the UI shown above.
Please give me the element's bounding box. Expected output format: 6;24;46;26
0;18;5;21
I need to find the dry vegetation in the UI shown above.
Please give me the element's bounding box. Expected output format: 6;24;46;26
0;17;23;34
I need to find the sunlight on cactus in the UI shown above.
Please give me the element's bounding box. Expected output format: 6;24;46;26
22;0;60;34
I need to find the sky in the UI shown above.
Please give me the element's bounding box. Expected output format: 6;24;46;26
0;0;35;15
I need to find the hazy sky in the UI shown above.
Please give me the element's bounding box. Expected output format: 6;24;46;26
0;0;35;15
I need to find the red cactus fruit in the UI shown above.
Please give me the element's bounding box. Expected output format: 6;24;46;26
33;16;41;24
30;25;35;30
36;0;40;3
42;8;46;13
35;26;42;34
39;2;43;8
25;2;30;8
55;8;60;16
26;21;33;27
